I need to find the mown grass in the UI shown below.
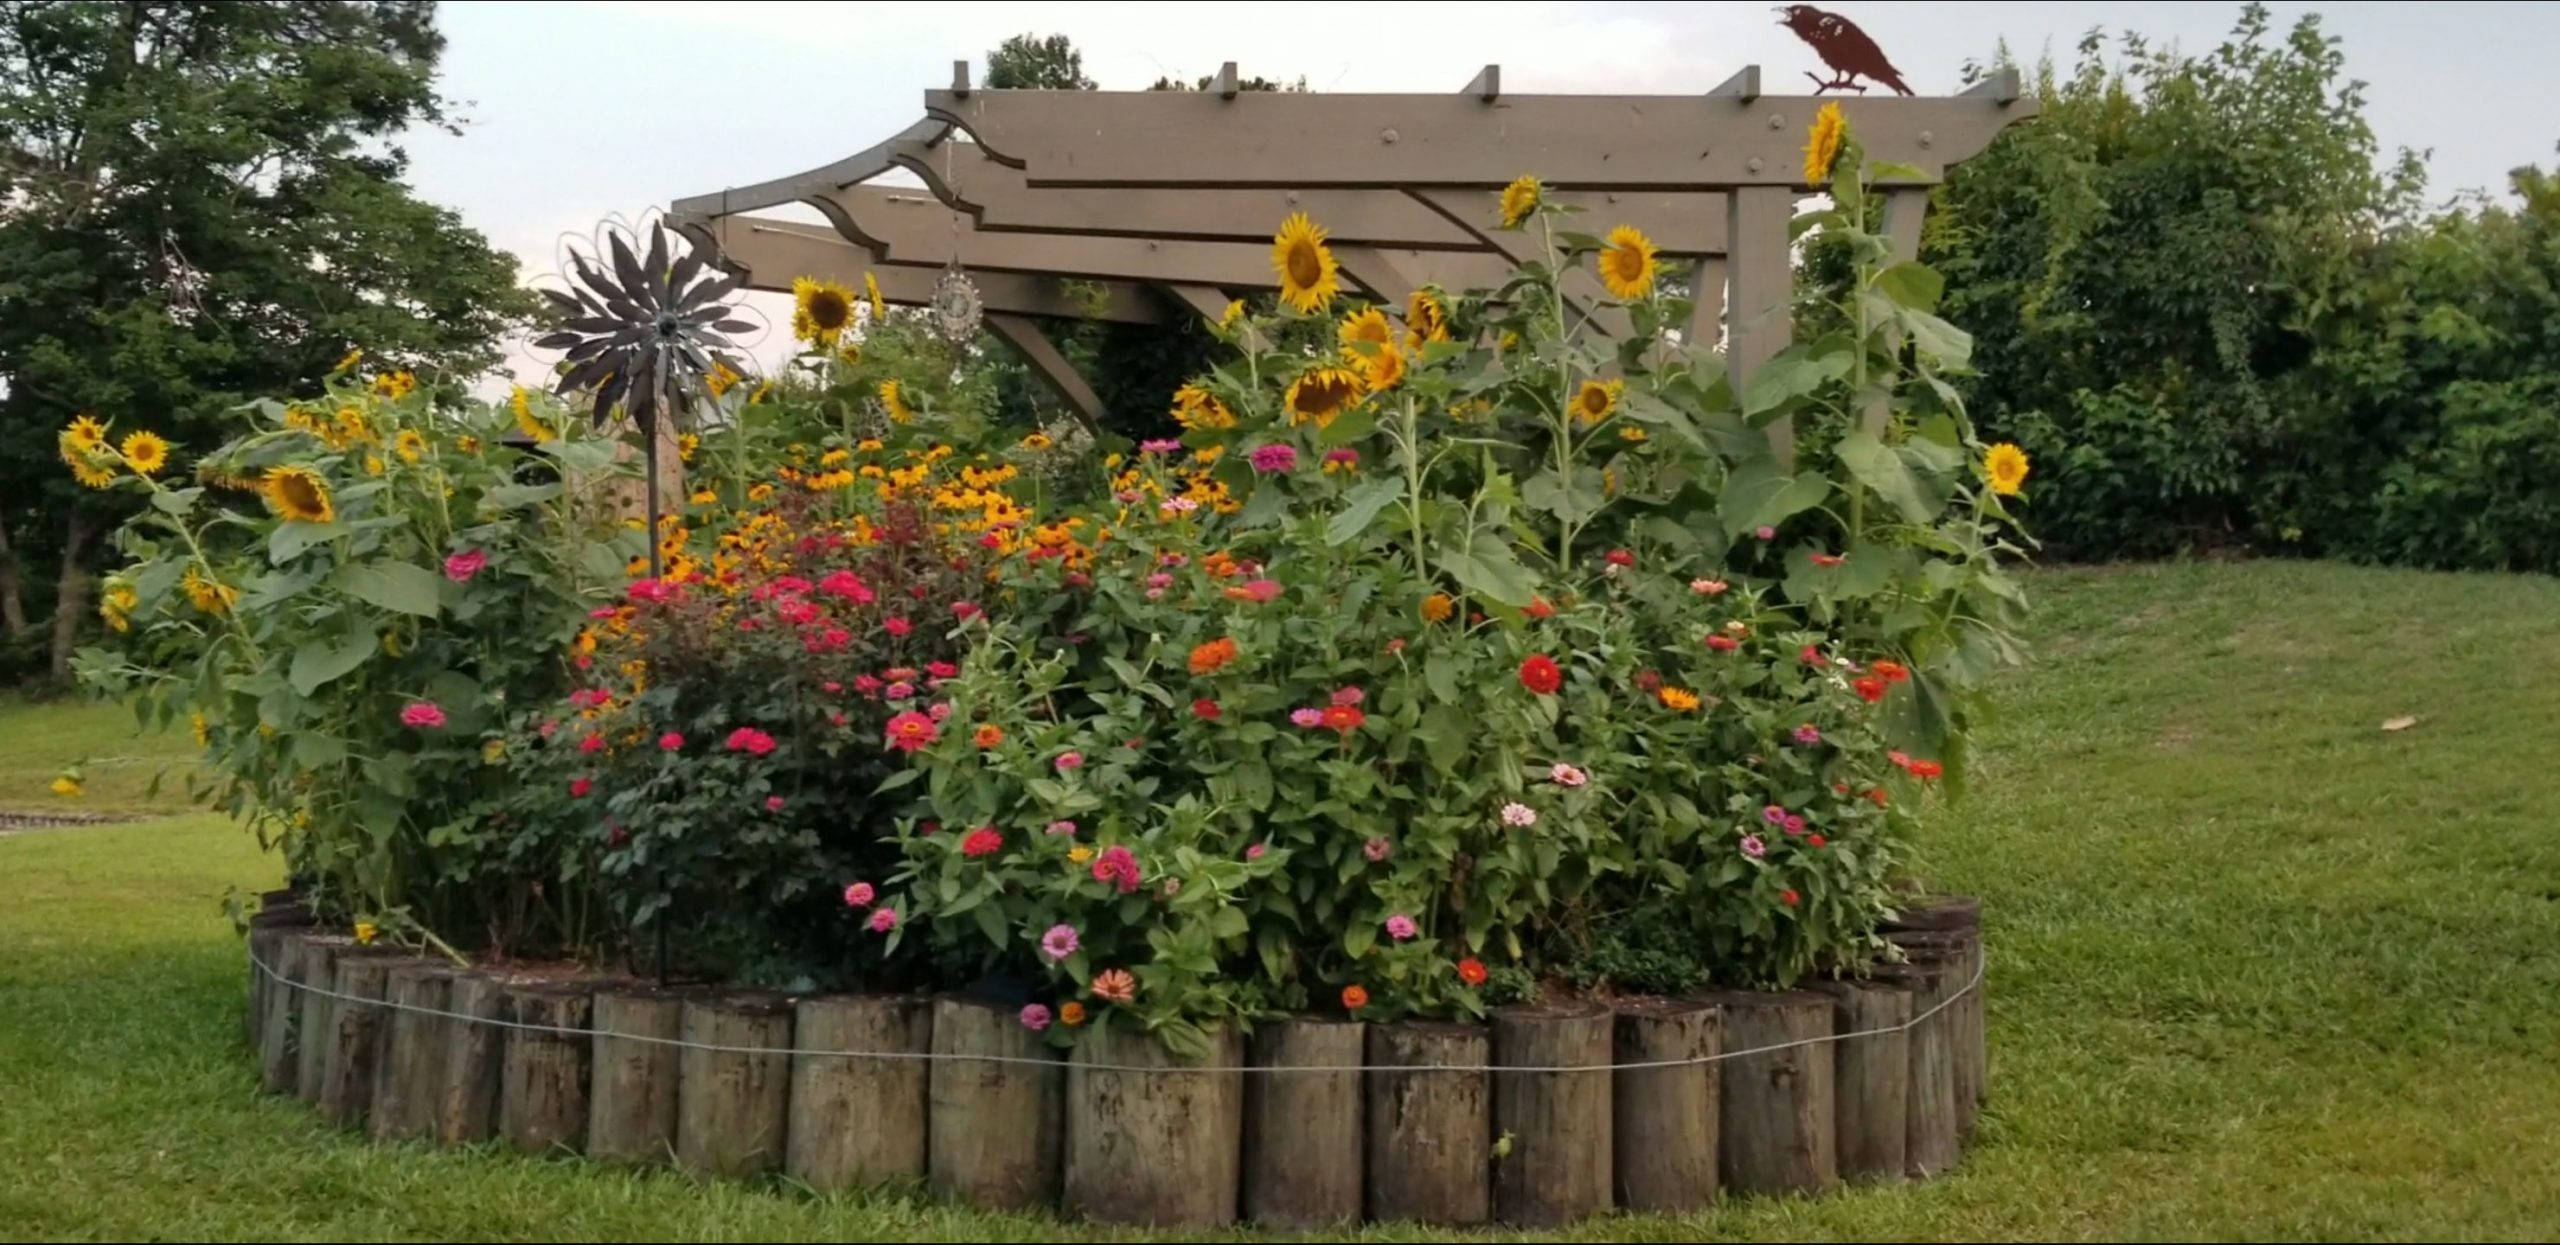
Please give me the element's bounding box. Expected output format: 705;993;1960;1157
0;693;199;813
7;559;2560;1240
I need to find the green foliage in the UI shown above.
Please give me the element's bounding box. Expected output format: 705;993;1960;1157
982;32;1092;91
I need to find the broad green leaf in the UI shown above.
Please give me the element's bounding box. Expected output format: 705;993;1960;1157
149;487;203;517
1422;651;1460;705
270;521;345;564
1209;907;1249;940
1718;461;1832;537
1521;469;1605;523
1238;480;1293;527
1873;261;1945;312
1343;923;1377;960
334;560;443;618
1835;431;1943;524
1740;348;1848;417
1326;476;1404;546
1899;307;1974;370
485;482;561;508
288;630;376;697
1317;406;1377;447
1422;703;1471;774
1437;546;1537;608
291;732;347;767
971;902;1009;949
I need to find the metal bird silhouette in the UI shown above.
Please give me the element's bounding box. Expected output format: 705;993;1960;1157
1777;5;1912;96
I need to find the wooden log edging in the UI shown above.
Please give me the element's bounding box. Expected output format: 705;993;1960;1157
236;921;1991;1226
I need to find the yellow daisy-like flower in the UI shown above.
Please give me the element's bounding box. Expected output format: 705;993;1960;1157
679;432;700;463
1271;212;1341;314
63;414;107;454
371;371;416;400
819;448;850;467
1620;425;1648;443
1338;306;1395;356
1804;100;1848;188
51;775;82;799
394;429;427;463
363;454;386;477
332;348;363;374
1596;226;1659;300
865;272;886;321
1219;299;1247;330
1361;341;1407;391
510;387;556;442
119;431;171;476
69;455;119;490
1984;443;2031;496
354;921;379;945
482;738;507;765
1659;686;1702;713
182;566;237;616
707;359;741;399
1421;592;1455;623
1172;384;1236;431
689;489;718;506
1067;845;1095;865
879;380;913;424
1498;174;1544;229
1572;378;1624;426
1407;288;1451;346
792;277;857;347
1285;367;1366;429
191;713;211;748
856;438;884;454
261;466;335;523
457;434;481;455
1021;432;1055;451
98;584;137;633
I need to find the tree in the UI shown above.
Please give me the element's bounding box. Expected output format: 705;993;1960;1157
0;1;535;685
984;32;1092;91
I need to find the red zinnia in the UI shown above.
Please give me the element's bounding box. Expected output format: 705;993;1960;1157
1781;888;1801;907
883;712;938;753
1321;704;1366;735
1456;958;1488;987
1807;833;1828;848
1519;654;1562;695
1605;548;1635;568
569;777;593;799
1635;669;1663;693
1909;759;1944;781
1871;659;1910;684
1192;698;1221;721
1854;677;1887;703
962;827;1003;858
726;726;778;756
1706;634;1740;653
1811;553;1845;568
1865;787;1889;807
1525;597;1555;619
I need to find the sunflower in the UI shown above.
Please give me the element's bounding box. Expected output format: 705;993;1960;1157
707;359;741;398
864;272;886;321
69;456;118;489
792;277;857;347
332;348;363;374
511;387;557;442
1804;101;1848;187
1498;174;1544;229
63;415;106;455
333;406;372;448
879;380;913;424
1572;378;1624;426
1596;226;1659;300
1218;299;1247;330
1285;367;1366;429
1361;341;1407;391
181;566;237;616
1271;212;1341;314
1338;306;1395;355
116;431;170;475
371;371;417;400
394;429;427;463
98;584;137;633
1984;443;2031;496
1021;432;1055;451
262;465;335;523
364;454;386;477
1172;383;1236;431
1407;288;1451;346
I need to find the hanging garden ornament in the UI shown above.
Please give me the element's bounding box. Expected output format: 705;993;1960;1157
529;217;756;444
930;260;983;344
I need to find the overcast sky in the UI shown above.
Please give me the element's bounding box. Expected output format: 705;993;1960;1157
401;1;2560;387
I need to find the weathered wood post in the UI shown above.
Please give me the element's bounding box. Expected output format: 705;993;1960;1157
1612;997;1722;1211
1064;1022;1245;1227
1713;990;1838;1197
1885;896;1986;1137
676;992;794;1179
928;995;1063;1209
588;988;684;1165
292;934;349;1103
1875;959;1959;1177
1242;1016;1364;1228
1491;1003;1612;1226
788;995;932;1192
256;932;311;1095
1815;977;1912;1181
368;961;452;1143
437;971;510;1145
1365;1021;1491;1226
320;953;395;1129
499;983;592;1155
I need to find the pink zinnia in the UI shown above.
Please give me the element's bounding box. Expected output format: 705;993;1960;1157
765;796;786;812
1754;526;1777;541
726;727;778;756
1290;708;1324;729
1691;578;1729;595
777;598;819;626
1793;724;1822;746
885;681;915;700
400;701;447;730
962;827;1003;858
928;661;960;679
852;674;883;695
1055;751;1084;771
1331;686;1365;707
884;616;912;637
1147;573;1174;589
1500;802;1538;828
928;702;953;722
627;578;676;603
952;600;981;620
1247;842;1267;860
1091;845;1140;895
650;732;679;753
1324;447;1359;467
1762;804;1788;826
883;711;938;753
1784;814;1808;835
843;881;875;908
1046;820;1077;836
1740;834;1767;858
1041;924;1080;960
1237;578;1282;603
1549;763;1587;787
1141;438;1183;455
1247;443;1298;474
868;907;899;933
1385;914;1418;941
1364;837;1392;862
569;777;593;799
816;570;874;603
580;733;605;755
443;550;488;583
1019;1003;1053;1032
588;605;619;620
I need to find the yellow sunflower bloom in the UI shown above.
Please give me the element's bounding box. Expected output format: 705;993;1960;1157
1285;367;1366;429
792;277;857;347
1572;379;1624;426
510;387;556;442
332;348;363;374
182;567;238;616
706;360;740;399
64;414;107;453
363;454;386;477
1271;212;1341;314
98;584;137;633
1172;384;1236;431
119;431;171;476
879;380;913;424
1361;341;1407;391
394;429;426;463
1021;432;1055;451
1804;101;1848;187
69;456;118;489
1338;306;1395;356
1407;288;1451;346
371;371;416;400
1498;175;1544;229
1596;226;1659;300
1218;299;1247;330
864;272;886;321
1984;443;2031;496
262;466;335;523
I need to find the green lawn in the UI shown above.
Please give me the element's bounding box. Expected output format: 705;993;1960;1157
0;693;199;813
7;559;2560;1240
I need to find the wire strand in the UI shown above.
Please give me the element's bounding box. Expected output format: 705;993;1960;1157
250;947;1979;1076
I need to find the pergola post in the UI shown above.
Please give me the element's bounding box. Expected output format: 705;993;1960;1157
1727;186;1799;463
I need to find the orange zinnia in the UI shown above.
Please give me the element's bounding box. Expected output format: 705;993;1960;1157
1092;968;1137;1004
1060;1001;1087;1026
1341;984;1369;1011
1189;636;1239;675
973;723;1004;748
1420;592;1454;623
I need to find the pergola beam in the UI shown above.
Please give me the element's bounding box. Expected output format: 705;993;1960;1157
680;216;1166;325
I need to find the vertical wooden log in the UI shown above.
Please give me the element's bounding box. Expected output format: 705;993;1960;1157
292;936;347;1102
1611;998;1721;1212
1243;1017;1364;1229
1874;960;1959;1177
788;995;931;1193
320;955;394;1129
1063;1022;1244;1227
243;910;302;1049
1889;926;1983;1141
1815;978;1912;1182
1713;990;1837;1197
1491;1003;1612;1227
1365;1021;1491;1227
438;971;509;1145
676;993;794;1179
500;984;592;1155
257;932;309;1095
587;989;683;1164
928;995;1062;1209
369;962;452;1143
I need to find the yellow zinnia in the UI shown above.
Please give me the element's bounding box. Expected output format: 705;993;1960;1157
792;277;857;347
1285;367;1365;429
262;466;335;523
1596;226;1659;300
1498;174;1543;229
119;431;171;476
1572;379;1624;426
1984;443;2031;496
1804;101;1848;187
879;380;913;424
1271;212;1341;314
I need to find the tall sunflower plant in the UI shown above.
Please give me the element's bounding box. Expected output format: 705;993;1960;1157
70;379;645;951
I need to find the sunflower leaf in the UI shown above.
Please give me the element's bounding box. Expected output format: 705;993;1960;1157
333;560;443;619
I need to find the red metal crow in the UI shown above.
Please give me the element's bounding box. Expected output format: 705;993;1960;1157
1777;5;1913;96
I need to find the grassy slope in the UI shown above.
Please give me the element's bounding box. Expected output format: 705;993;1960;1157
5;559;2560;1241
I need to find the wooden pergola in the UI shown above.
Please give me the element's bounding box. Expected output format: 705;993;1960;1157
669;64;2032;457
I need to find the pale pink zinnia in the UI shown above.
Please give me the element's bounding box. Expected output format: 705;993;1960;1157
1290;708;1324;729
1385;914;1418;941
1548;763;1587;787
1500;802;1538;828
1363;836;1392;862
1019;1003;1052;1032
399;701;447;730
1740;834;1767;858
1331;686;1365;707
1046;819;1078;836
1040;924;1080;960
1055;750;1084;771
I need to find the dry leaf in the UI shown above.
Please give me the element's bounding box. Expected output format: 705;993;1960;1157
2381;715;2419;732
